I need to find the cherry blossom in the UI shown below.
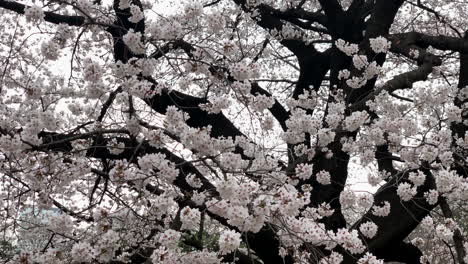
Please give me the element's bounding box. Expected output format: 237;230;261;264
0;0;466;263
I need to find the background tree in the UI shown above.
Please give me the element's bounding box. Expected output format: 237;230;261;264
0;0;467;263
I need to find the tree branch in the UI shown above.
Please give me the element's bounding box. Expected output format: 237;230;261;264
364;0;405;38
317;0;344;23
390;32;468;54
348;168;437;262
439;197;467;264
269;7;328;28
350;54;440;112
0;0;86;26
231;0;317;57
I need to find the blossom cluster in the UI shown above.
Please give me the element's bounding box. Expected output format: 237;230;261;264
137;153;179;183
123;29;145;54
335;39;359;56
369;36;392;53
229;60;260;81
24;5;45;23
218;229;242;255
2;1;468;263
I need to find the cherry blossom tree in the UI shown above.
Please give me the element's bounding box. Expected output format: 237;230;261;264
0;0;467;263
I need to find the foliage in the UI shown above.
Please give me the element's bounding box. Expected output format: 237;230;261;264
0;0;467;263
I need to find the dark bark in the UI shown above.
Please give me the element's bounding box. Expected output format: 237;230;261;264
0;0;86;26
346;169;437;262
364;0;405;38
439;198;467;264
144;89;244;139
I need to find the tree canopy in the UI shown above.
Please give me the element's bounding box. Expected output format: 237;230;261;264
0;0;467;263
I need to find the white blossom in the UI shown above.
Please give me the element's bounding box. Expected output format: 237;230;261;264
359;221;378;238
338;69;350;80
435;224;453;242
24;5;44;23
420;216;434;230
369;36;391;53
83;59;103;82
334;228;365;254
123;29;145;54
41;40;60;60
319;252;343;264
218;230;241;255
108;138;125;155
128;5;144;23
159;229;181;249
180;207;201;230
397;182;417;201
346;76;367;89
357;253;384;264
424;190;438;205
229;60;259;81
335;39;359;56
186;173;203;188
352;55;369;70
339;189;356;208
409;49;420;59
344;111;368;132
296;163;313;180
408;171;426;187
71;242;95;263
372;201;391;217
316;170;331;185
